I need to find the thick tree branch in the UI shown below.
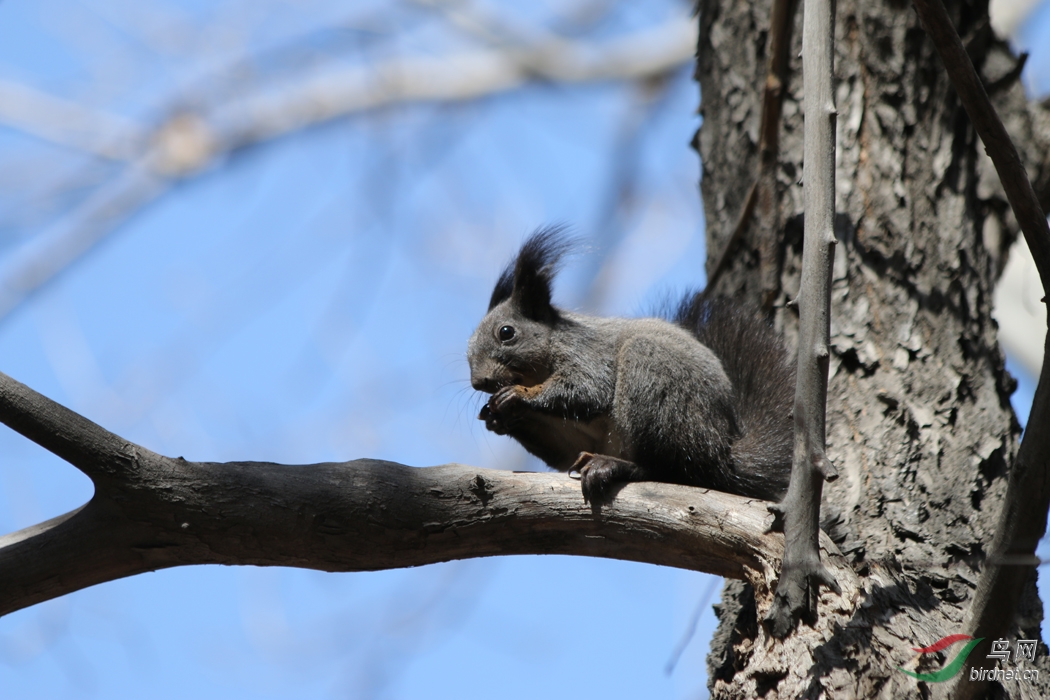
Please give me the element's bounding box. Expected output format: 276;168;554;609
0;369;847;618
0;366;147;483
910;1;1050;695
766;0;840;639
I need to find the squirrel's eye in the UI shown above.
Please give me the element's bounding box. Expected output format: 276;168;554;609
497;325;516;342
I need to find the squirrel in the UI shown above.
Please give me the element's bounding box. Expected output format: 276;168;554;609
467;227;795;503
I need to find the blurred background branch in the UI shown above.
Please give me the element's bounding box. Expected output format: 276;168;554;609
0;5;693;323
0;1;1047;699
0;2;719;699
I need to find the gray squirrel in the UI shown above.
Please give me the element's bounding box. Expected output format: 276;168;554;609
467;227;794;502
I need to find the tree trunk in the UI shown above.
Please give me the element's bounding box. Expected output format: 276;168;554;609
696;0;1050;696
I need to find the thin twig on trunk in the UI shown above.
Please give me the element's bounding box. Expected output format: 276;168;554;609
765;0;841;639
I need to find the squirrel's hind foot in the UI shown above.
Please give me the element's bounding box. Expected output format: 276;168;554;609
573;452;650;504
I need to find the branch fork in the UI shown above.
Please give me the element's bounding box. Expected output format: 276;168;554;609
0;369;855;618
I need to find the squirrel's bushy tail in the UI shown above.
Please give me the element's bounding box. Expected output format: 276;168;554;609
676;294;794;500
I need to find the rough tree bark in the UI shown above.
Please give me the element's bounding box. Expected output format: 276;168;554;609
5;2;1050;695
697;0;1050;696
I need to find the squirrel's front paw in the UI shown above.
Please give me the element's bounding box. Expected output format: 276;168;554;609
479;403;509;435
491;385;525;413
479;386;525;435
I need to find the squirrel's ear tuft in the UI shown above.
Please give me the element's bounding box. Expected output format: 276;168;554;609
488;225;573;321
488;262;516;310
511;225;572;321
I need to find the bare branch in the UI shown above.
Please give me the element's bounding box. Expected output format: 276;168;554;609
0;79;147;161
411;0;570;57
210;18;696;150
0;370;150;484
909;0;1050;694
0;18;695;326
0;370;851;618
0;161;169;321
766;0;840;639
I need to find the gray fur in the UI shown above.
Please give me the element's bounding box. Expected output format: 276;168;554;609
468;230;793;501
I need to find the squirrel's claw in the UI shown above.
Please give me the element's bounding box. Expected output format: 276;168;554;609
491;385;524;413
480;388;524;435
574;453;650;504
573;452;612;504
479;403;509;435
479;386;525;435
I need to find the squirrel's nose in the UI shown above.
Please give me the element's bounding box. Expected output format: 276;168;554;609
471;376;497;393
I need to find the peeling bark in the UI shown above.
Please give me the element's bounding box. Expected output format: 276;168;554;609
696;0;1050;696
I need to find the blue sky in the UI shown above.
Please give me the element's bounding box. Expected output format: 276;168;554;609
0;2;1047;699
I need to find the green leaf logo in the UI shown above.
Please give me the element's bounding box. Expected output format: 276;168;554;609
898;636;984;683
